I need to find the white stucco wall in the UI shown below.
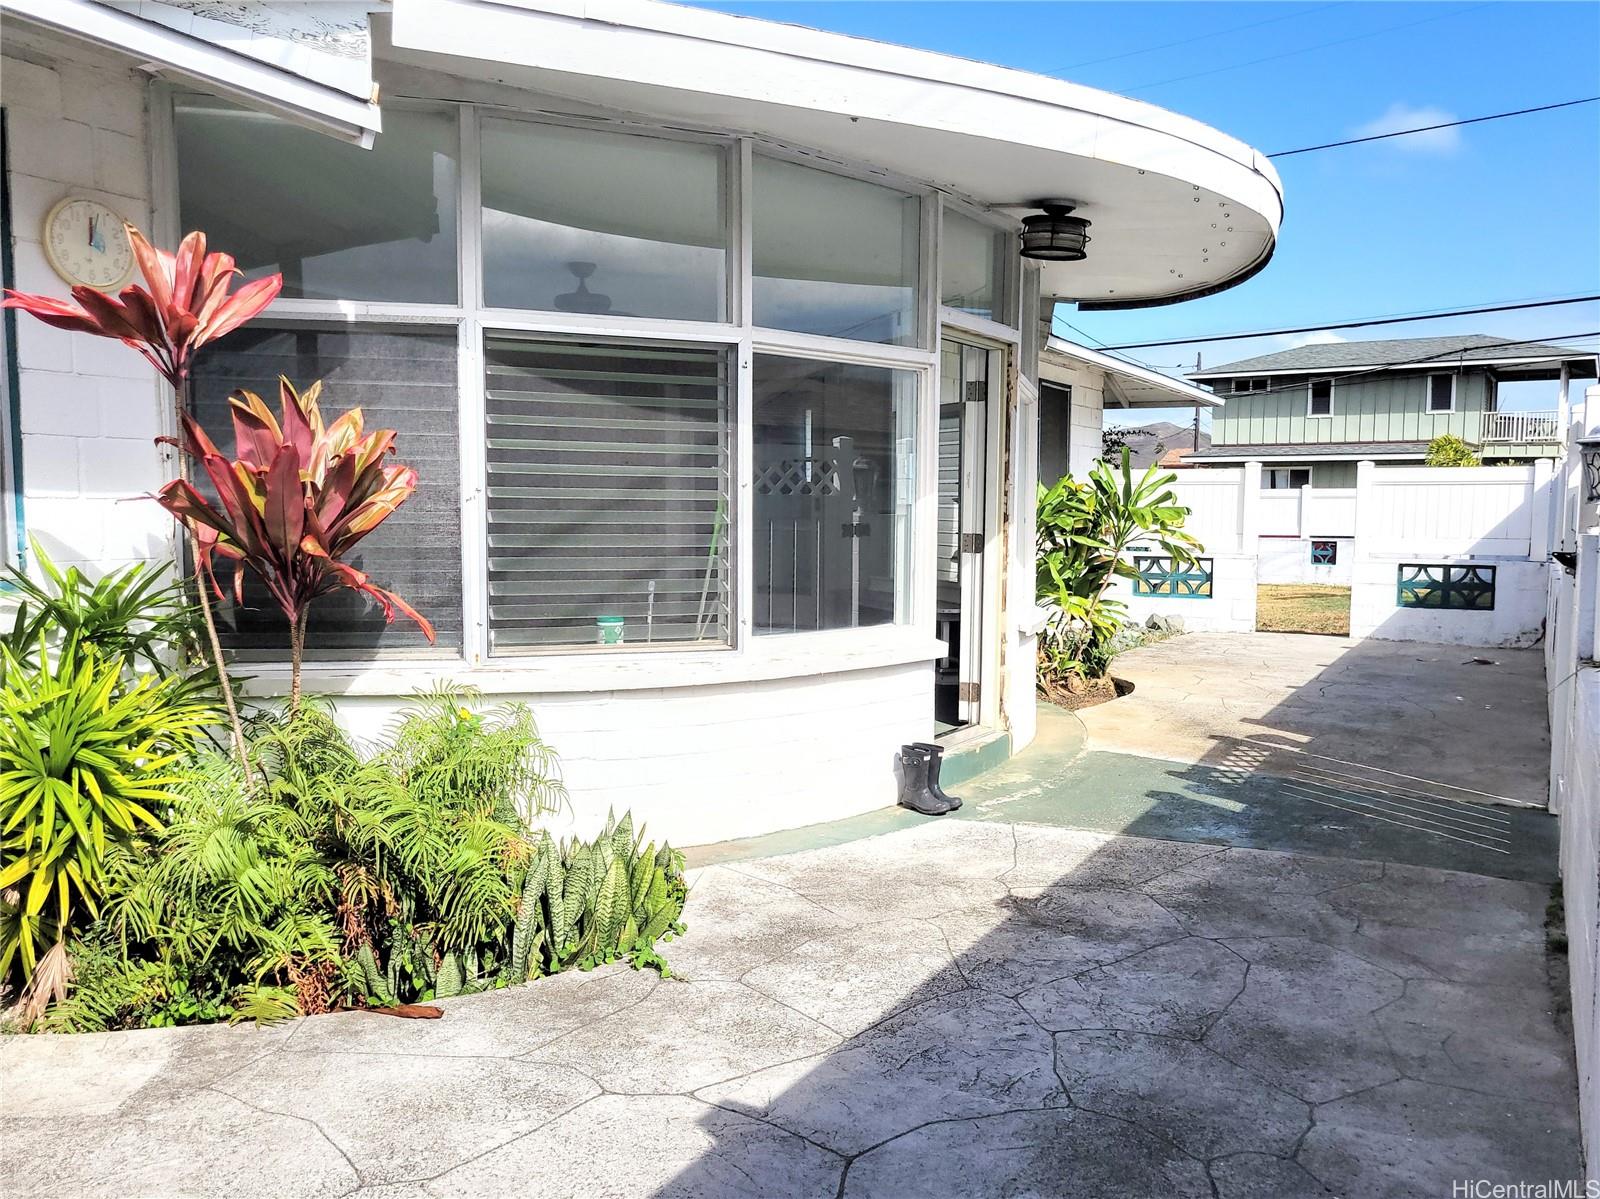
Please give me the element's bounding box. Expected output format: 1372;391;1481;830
2;33;170;576
1258;535;1354;585
1069;373;1104;480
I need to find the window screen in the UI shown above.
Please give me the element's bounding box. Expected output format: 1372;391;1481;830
190;326;462;656
484;336;732;652
1308;380;1333;416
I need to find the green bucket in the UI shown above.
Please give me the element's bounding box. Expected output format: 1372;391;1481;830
595;616;625;646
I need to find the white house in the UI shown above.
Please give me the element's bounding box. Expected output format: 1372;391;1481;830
0;0;1281;845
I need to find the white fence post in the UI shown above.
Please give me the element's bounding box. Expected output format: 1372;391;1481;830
1352;460;1376;562
1239;460;1262;556
1532;457;1555;562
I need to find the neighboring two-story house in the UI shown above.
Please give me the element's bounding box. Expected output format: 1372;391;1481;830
1184;335;1596;486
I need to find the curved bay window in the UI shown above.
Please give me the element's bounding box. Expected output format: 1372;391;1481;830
170;95;966;668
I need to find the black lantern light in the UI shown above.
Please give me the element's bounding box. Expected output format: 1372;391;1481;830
1019;200;1091;261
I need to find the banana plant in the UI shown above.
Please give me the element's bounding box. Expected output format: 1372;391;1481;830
1036;448;1202;680
155;377;435;707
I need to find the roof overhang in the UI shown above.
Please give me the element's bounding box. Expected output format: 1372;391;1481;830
0;0;383;146
383;0;1282;310
1191;354;1599;382
1041;336;1224;408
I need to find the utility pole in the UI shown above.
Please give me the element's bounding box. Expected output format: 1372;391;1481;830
1192;352;1202;450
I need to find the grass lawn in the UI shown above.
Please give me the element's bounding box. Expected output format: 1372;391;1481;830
1257;583;1351;636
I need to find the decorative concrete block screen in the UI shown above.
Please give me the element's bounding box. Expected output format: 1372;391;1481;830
1396;564;1497;610
1133;555;1214;598
1311;540;1337;565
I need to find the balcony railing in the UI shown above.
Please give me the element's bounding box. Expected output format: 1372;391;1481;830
1480;410;1562;443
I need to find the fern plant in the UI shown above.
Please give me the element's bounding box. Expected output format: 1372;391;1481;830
41;685;684;1028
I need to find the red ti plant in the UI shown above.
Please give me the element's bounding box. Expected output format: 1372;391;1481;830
157;378;435;708
3;226;281;766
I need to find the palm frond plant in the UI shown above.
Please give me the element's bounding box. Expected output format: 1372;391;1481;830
1036;448;1202;685
1;539;217;706
0;641;215;1019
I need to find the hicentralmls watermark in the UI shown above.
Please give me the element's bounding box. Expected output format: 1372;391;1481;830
1453;1182;1600;1198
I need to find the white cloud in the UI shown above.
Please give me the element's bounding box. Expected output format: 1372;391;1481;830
1352;103;1462;154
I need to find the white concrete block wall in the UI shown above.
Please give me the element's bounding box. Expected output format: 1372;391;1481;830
1348;557;1547;647
325;662;934;847
1109;552;1257;634
1068;374;1103;479
2;34;169;577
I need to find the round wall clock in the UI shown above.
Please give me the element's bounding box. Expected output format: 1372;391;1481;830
42;196;135;291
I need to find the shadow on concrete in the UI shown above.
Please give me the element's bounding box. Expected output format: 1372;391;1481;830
650;646;1576;1196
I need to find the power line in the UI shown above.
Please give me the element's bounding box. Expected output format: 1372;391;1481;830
1100;296;1600;352
1270;97;1600;157
1042;4;1338;75
1123;3;1487;93
1193;331;1600;401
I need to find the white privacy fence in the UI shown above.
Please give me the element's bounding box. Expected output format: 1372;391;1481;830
1545;385;1600;1179
1141;458;1559;647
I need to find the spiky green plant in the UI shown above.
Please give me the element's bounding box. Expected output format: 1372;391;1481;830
0;641;214;994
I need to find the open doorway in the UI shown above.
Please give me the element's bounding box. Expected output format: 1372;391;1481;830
935;336;998;734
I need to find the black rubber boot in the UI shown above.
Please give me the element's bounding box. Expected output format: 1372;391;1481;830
913;742;963;811
897;746;952;816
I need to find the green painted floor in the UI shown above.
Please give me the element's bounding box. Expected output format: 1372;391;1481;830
687;702;1560;883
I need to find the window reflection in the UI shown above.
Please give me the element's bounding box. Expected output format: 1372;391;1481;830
752;157;919;346
481;120;726;322
176;99;459;304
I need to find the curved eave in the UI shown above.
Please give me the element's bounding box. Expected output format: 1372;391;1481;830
386;0;1282;308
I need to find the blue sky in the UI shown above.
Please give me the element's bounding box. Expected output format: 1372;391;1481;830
692;1;1600;422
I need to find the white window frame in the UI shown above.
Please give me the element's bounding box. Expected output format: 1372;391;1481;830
1426;372;1456;414
936;198;1020;339
154;85;1005;694
1306;378;1334;418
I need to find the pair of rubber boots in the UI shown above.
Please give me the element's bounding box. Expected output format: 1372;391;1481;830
897;742;963;816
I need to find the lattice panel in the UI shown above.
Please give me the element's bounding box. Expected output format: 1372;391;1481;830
1133;555;1214;599
755;458;842;497
1396;564;1497;610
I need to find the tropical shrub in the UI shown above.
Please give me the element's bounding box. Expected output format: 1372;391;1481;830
44;688;685;1031
0;641;215;1015
157;376;433;708
4;225;284;767
1425;433;1481;467
1036;448;1201;683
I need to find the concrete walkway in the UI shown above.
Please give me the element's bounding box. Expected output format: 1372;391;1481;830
1;635;1577;1197
1;817;1579;1198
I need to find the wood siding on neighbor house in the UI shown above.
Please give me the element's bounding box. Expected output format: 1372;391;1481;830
1212;371;1489;446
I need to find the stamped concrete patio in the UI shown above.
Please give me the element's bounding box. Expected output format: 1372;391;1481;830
1;816;1579;1198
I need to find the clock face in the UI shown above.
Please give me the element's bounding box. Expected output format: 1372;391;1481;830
43;197;135;291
